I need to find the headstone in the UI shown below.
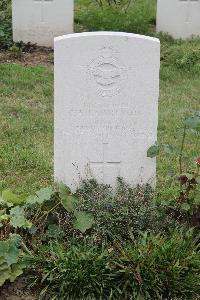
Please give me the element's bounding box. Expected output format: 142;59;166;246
12;0;73;47
54;32;160;190
157;0;200;39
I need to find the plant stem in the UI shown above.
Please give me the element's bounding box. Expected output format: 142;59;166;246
21;241;32;256
36;202;60;223
179;124;187;177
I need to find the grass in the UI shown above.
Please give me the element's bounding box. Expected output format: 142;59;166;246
75;0;156;34
0;0;199;194
0;65;53;192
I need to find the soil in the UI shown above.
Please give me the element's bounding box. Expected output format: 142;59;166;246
0;277;37;300
0;47;53;66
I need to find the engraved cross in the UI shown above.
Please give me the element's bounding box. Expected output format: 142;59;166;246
180;0;199;23
90;143;121;183
34;0;53;22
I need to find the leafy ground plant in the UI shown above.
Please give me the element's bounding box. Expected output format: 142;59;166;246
34;180;168;243
0;234;31;287
0;186;54;241
148;111;200;227
76;179;175;240
0;180;180;247
160;37;200;73
0;183;96;248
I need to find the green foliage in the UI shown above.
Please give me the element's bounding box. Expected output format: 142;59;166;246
0;0;12;50
0;188;26;206
0;182;174;244
147;142;180;159
30;229;200;299
73;211;94;233
147;111;200;226
161;38;200;73
147;143;160;158
115;229;200;299
0;184;95;241
31;241;118;300
59;183;95;233
27;187;53;205
76;179;173;240
0;204;32;232
94;0;133;8
61;194;78;212
45;223;65;240
0;187;34;235
0;234;31;286
0;2;200;297
75;0;156;35
59;183;78;212
1;38;199;193
8;45;23;59
21;186;59;239
185;110;200;132
9;206;31;228
0;187;55;241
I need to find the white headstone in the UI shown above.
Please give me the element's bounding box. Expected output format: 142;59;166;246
157;0;200;39
12;0;73;47
54;32;160;190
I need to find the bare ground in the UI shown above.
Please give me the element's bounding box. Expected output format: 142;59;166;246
0;47;53;66
0;277;37;300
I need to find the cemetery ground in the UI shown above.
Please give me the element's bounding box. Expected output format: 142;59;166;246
1;42;200;299
0;0;200;299
0;39;199;194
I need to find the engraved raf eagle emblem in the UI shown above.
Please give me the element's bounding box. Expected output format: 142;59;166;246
88;47;126;97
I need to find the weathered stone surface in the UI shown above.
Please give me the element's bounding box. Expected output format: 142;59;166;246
54;32;160;190
12;0;73;47
157;0;200;39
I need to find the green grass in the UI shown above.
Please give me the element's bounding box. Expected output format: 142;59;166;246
0;0;200;194
75;0;156;35
158;68;200;185
0;49;199;194
0;65;53;192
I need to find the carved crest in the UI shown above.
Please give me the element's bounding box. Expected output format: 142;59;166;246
88;47;127;97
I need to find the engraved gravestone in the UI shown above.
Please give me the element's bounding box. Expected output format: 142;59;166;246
54;32;160;190
12;0;73;47
157;0;200;39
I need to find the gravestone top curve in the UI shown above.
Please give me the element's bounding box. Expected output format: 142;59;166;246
54;31;160;43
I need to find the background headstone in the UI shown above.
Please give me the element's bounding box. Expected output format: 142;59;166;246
157;0;200;39
12;0;73;47
54;32;160;190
